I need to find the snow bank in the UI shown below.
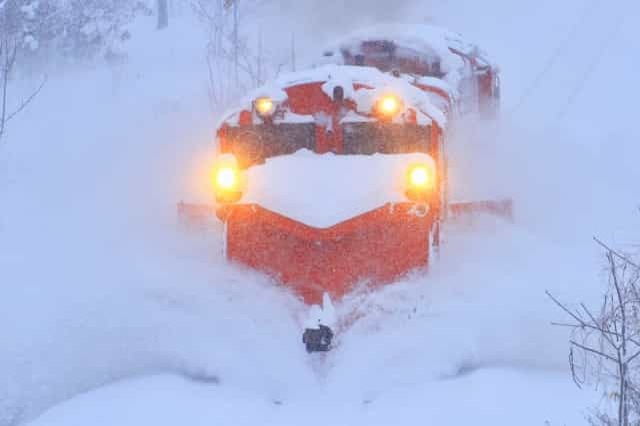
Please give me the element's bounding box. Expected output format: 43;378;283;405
26;368;594;426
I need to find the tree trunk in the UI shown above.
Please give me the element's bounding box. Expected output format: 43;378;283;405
157;0;169;29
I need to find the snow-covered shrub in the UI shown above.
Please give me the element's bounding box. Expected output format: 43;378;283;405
1;0;151;142
57;0;151;60
1;0;52;51
1;0;152;65
550;241;640;426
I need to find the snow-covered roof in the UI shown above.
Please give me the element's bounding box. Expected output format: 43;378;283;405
220;64;446;129
323;23;494;65
315;24;495;98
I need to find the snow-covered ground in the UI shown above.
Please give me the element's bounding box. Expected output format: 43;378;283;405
1;1;639;425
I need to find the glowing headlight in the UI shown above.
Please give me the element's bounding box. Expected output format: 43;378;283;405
216;166;238;191
409;165;430;188
375;94;403;117
254;97;275;117
406;163;435;201
213;154;243;203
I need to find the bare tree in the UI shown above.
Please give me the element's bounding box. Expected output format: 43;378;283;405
0;38;17;142
191;0;232;109
548;238;640;426
192;0;290;111
157;0;168;29
0;8;45;145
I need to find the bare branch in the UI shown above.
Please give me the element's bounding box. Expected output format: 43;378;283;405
570;340;619;363
626;350;640;364
0;40;16;141
570;346;584;389
551;322;640;349
582;301;619;350
5;75;47;123
547;290;587;325
595;237;640;270
0;34;45;145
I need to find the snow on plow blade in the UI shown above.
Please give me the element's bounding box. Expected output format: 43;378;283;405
448;199;514;221
224;203;433;305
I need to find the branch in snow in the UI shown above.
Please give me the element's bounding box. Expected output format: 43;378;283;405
5;74;46;123
0;38;45;144
595;237;640;271
549;235;640;425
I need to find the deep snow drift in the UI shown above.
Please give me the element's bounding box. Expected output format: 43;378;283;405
1;0;639;425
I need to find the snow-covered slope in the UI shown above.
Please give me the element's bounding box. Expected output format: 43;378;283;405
1;1;639;425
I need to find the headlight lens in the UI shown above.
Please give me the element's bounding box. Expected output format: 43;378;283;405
254;97;275;117
213;154;243;203
409;165;430;188
406;163;435;201
216;166;238;191
375;94;403;117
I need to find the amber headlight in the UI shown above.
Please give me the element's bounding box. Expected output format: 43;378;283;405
216;166;239;191
405;163;435;201
374;94;403;118
213;155;243;203
254;96;275;117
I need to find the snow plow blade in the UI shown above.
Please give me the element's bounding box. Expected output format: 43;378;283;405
223;203;434;305
448;199;514;221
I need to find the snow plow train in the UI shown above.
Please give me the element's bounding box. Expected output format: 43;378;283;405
179;25;512;352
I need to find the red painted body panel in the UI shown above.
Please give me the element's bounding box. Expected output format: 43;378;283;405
283;82;333;115
224;203;433;305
